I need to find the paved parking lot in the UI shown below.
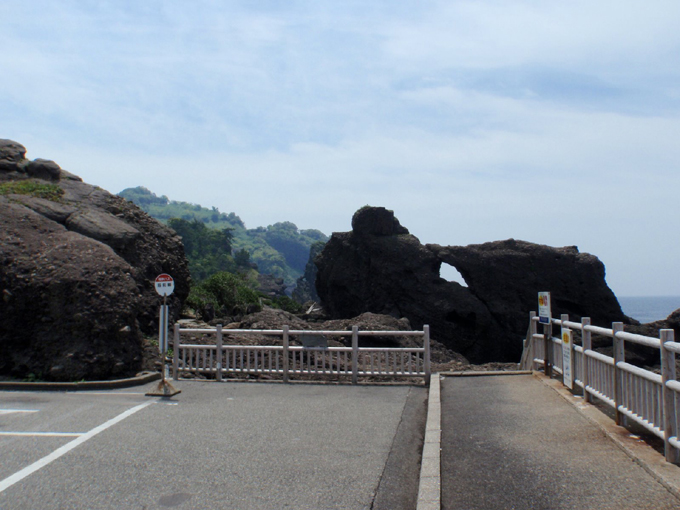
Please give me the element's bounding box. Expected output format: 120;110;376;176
0;381;426;510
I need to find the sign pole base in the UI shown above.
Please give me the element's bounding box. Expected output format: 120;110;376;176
145;378;181;397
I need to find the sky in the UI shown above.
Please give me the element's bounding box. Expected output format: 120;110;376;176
1;1;679;298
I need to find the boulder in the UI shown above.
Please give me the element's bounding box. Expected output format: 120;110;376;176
0;140;190;381
351;205;409;236
315;206;626;363
25;159;61;181
0;139;27;173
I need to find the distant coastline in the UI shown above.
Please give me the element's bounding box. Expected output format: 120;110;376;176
618;296;680;324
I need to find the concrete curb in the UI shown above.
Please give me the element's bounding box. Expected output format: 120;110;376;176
534;372;680;502
416;373;441;510
440;370;532;377
0;372;161;391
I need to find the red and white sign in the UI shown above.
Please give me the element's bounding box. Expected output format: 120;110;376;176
155;274;175;296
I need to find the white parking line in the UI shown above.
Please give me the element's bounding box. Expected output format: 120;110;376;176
0;410;40;415
0;401;153;494
0;432;83;437
64;392;146;396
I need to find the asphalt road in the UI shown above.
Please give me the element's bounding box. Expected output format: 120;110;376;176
441;375;680;510
0;381;426;510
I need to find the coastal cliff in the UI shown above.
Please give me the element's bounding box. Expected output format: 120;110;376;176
315;206;627;363
0;140;190;381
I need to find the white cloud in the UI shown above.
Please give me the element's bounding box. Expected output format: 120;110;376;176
1;0;679;296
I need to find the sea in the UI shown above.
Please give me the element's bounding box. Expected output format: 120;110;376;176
618;296;680;324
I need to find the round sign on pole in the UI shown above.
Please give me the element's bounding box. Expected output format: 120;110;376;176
155;274;175;296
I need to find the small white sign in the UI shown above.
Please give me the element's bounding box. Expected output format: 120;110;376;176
562;329;573;389
155;274;175;296
538;292;551;324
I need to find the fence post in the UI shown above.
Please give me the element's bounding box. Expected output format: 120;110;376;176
283;326;289;383
216;324;223;382
581;317;592;403
352;326;359;385
173;323;180;381
561;314;574;389
530;311;538;370
543;322;553;377
661;329;679;464
424;325;431;385
613;322;626;426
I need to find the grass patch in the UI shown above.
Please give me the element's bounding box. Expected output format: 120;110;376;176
0;180;64;201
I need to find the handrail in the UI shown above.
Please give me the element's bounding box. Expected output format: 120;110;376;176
584;325;614;337
614;331;661;348
584;349;615;366
179;327;424;337
173;324;431;385
665;342;680;355
616;361;662;384
178;344;426;353
526;310;679;465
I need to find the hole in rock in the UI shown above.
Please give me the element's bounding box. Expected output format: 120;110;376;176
440;263;468;287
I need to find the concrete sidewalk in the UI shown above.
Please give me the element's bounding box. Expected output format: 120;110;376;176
440;374;680;510
1;381;426;510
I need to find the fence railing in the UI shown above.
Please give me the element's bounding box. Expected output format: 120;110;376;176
172;324;431;384
521;311;680;464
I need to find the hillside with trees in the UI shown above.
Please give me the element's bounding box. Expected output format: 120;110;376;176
118;187;327;288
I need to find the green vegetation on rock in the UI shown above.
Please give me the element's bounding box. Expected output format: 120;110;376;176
186;271;262;319
118;186;328;286
0;180;64;201
261;295;304;314
167;218;248;282
119;186;245;228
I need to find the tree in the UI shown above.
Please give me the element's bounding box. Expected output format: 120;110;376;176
168;218;235;281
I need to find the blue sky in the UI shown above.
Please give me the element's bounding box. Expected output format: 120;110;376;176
2;1;679;298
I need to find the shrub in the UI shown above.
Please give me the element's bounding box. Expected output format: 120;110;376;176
186;272;262;319
263;295;304;314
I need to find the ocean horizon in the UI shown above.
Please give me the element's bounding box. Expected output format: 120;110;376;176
618;296;680;324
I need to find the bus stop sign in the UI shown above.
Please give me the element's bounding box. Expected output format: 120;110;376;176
155;274;175;296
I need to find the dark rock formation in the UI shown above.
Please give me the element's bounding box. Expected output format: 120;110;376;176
622;308;680;368
430;239;626;344
222;307;459;364
315;206;626;363
0;140;190;381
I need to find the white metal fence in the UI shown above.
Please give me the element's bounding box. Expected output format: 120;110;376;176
520;311;680;464
172;324;431;384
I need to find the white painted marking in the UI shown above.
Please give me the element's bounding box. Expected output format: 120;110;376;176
0;410;40;415
0;432;83;437
64;392;146;396
0;401;152;493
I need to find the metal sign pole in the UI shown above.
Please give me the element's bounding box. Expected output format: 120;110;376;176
146;274;181;397
161;294;167;386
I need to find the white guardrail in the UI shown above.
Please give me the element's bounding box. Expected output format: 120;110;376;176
520;311;680;464
172;324;431;385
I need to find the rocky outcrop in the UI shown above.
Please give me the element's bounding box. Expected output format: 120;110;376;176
0;140;190;381
623;308;680;364
430;239;625;344
315;206;626;363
